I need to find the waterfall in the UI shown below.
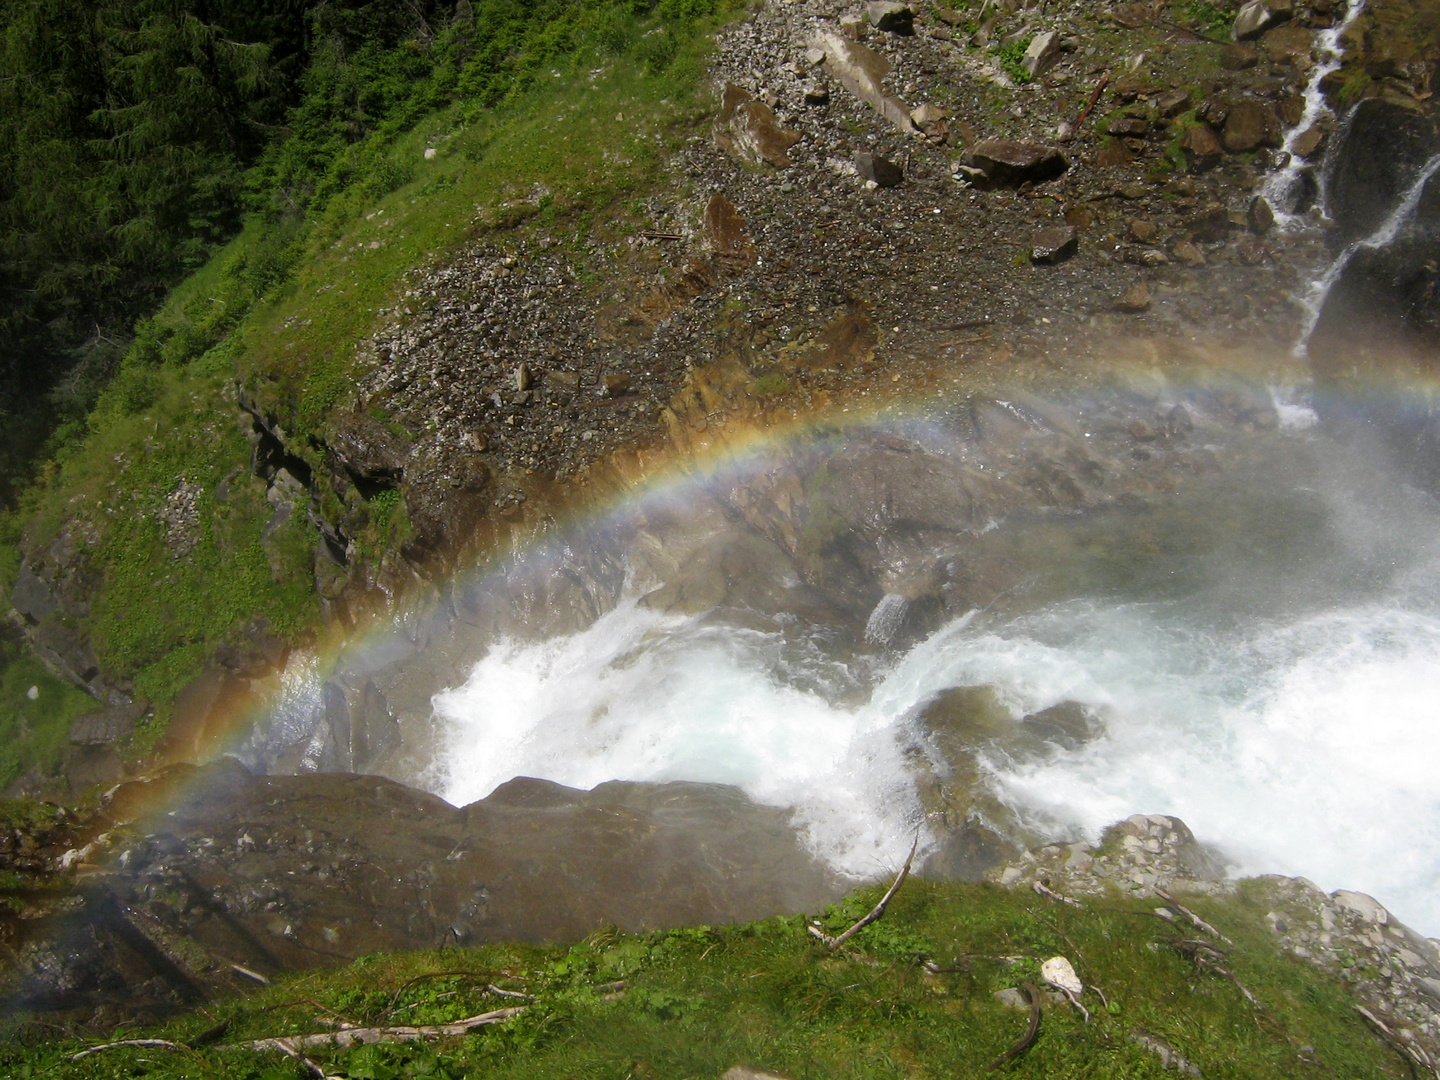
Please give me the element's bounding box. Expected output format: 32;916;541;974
1297;150;1440;352
1262;0;1369;227
864;592;910;646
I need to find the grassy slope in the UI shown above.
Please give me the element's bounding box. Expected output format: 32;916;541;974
2;880;1404;1079
0;12;720;788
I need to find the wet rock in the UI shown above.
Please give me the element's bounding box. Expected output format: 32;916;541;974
326;412;407;492
968;140;1068;187
1023;30;1061;78
1129;218;1158;243
1291;125;1326;159
1115;282;1152;311
1030;225;1078;263
66;745;123;792
867;1;914;34
1325;98;1440;244
1172;240;1206;266
715;84;802;169
69;702;148;746
855;151;904;187
1263;22;1314;65
816;32;917;132
1187;204;1234;242
1179;124;1223;171
1157;89;1193;117
1096;140;1134;168
1248;195;1274;235
1108;116;1149;137
603;373;634;397
400;453;491;567
1233;0;1275;40
1222;100;1281;152
1220;43;1260;69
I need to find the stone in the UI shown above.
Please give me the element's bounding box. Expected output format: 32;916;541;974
1291;125;1326;159
1115;282;1152;311
70;701;149;746
933;6;965;26
867;1;914;34
602;373;633;397
703;193;756;271
1157;89;1193;117
1187;204;1233;242
815;32;917;133
839;13;866;39
1263;23;1314;66
722;1070;792;1080
1023;30;1061;78
910;102;948;127
1233;0;1274;40
1220;43;1260;69
1333;890;1389;924
715;84;802;169
967;140;1068;187
1248;195;1274;234
1041;956;1083;995
11;562;58;624
1096;140;1134;168
1030;224;1078;263
1179;124;1223;171
327;411;407;487
1235;236;1267;265
994;987;1032;1010
1130;218;1158;243
1223;100;1281;152
513;363;533;392
1173;240;1206;266
66;745;123;793
803;83;830;105
1107;116;1149;137
855;151;904;187
1065;205;1096;230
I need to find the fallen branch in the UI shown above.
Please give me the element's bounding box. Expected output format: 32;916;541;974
809;836;918;949
250;1006;526;1053
1032;880;1082;908
1164;939;1260;1009
69;1040;186;1062
989;981;1041;1069
1072;72;1111;131
270;1038;338;1080
1155;888;1233;944
641;230;684;241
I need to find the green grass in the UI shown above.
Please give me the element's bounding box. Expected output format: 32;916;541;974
0;640;100;792
0;880;1404;1079
994;36;1034;84
1179;0;1233;41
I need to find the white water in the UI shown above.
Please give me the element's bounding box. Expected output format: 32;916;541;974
1299;150;1440;347
1263;0;1369;228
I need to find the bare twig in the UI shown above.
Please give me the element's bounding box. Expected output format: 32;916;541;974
1060;985;1091;1023
250;1006;526;1053
380;970;501;1020
1356;1005;1440;1080
270;1038;338;1080
641;230;684;240
69;1040;187;1062
1073;72;1111;131
1032;880;1082;908
1164;939;1261;1009
989;981;1041;1069
1155;888;1233;944
809;836;918;949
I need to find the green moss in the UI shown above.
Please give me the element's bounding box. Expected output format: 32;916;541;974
752;374;791;398
1179;0;1232;41
0;880;1407;1078
994;37;1034;84
1337;68;1374;107
0;640;97;790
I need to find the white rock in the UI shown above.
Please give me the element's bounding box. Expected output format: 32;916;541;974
424;147;437;160
1041;955;1083;995
1022;30;1059;77
1233;0;1273;40
1333;889;1389;925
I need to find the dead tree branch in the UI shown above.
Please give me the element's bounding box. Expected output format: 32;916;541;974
250;1006;526;1054
1357;1005;1440;1080
808;836;918;949
1155;888;1233;944
69;1040;187;1062
989;981;1042;1069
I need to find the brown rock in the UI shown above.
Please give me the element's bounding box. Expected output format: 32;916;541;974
1115;282;1152;311
1129;218;1158;243
867;1;914;34
1172;240;1207;266
1107;116;1150;137
1235;237;1268;265
1220;43;1260;69
1096;140;1134;167
1223;100;1281;152
1291;125;1326;158
703;193;757;270
602;373;633;397
855;151;904;187
1030;225;1078;263
1187;204;1233;242
1065;205;1096;229
70;701;149;746
1248;195;1275;235
1262;23;1313;65
1157;89;1193;117
968;140;1068;186
1279;93;1306;126
1179;124;1223;171
715;84;802;168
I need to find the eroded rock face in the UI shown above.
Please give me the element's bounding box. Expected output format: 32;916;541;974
8;761;840;1017
716;84;803;169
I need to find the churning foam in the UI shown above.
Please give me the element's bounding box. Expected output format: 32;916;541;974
435;583;1440;934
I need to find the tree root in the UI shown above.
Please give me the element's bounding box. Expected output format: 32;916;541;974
249;1005;527;1054
1356;1004;1440;1080
69;1039;187;1062
1155;888;1232;945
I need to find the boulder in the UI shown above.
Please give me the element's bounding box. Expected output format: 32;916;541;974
1222;100;1281;152
1248;195;1275;234
1291;125;1325;159
1157;88;1193;117
326;411;407;490
1324;98;1440;243
815;32;917;133
715;84;802;169
867;1;914;34
703;193;757;272
11;562;58;624
967;140;1068;186
1180;125;1223;171
1030;224;1078;262
1115;282;1152;311
855;151;904;187
1233;0;1274;40
69;701;148;746
1023;30;1061;77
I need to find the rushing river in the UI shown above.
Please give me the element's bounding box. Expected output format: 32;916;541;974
424;413;1440;937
